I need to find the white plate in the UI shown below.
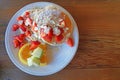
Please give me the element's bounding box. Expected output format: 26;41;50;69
5;2;79;76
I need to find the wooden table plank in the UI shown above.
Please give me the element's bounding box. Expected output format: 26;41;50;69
1;68;120;80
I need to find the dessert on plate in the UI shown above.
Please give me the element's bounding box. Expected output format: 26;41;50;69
12;5;74;66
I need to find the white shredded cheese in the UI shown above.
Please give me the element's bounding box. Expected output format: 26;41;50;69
25;18;31;26
44;26;51;34
53;27;61;36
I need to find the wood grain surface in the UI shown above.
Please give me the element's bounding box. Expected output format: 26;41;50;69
1;0;120;80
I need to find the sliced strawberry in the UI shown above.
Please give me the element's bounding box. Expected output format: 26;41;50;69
66;37;74;47
22;11;30;18
17;16;24;25
12;24;19;31
55;34;64;43
43;29;54;42
15;36;22;43
30;41;40;50
17;16;24;21
19;33;25;39
14;34;25;43
48;29;54;37
15;36;23;43
25;11;30;17
19;43;25;48
43;34;52;42
19;24;26;32
25;30;31;37
13;39;20;48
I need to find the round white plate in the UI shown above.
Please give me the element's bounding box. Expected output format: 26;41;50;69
5;2;79;76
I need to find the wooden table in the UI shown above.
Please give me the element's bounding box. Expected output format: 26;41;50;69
1;0;120;80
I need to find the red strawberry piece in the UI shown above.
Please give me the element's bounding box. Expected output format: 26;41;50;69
14;34;25;43
15;36;22;43
43;29;54;42
17;16;24;21
30;41;40;50
13;39;20;48
22;11;30;18
15;36;23;43
12;24;19;31
66;37;74;47
48;29;54;37
25;11;30;17
25;30;31;37
19;43;25;48
17;16;24;25
19;33;25;39
43;34;52;42
19;24;26;32
55;34;64;43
